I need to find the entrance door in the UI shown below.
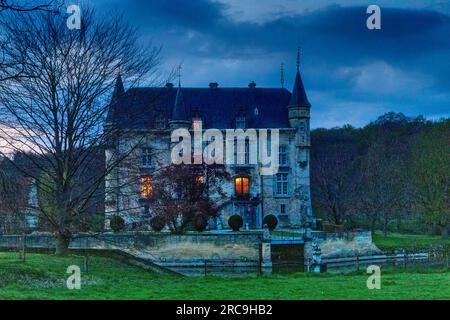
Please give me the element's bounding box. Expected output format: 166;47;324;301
235;204;256;229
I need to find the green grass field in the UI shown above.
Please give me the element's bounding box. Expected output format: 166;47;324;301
0;252;448;300
373;232;450;251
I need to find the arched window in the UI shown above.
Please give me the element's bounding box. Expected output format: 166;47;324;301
235;176;250;197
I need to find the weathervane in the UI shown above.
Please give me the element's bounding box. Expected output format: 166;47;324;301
297;46;301;71
281;63;284;88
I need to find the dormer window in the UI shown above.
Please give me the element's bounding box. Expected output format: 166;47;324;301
154;116;165;129
236;116;246;129
192;118;202;130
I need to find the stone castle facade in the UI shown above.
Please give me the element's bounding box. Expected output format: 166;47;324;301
104;55;313;230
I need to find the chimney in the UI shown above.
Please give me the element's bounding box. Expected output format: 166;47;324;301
248;81;256;88
209;82;219;89
165;82;174;89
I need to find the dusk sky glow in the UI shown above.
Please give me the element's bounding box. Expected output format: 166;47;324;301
90;0;450;128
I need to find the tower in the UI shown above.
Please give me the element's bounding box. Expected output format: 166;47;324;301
288;48;313;225
288;47;311;139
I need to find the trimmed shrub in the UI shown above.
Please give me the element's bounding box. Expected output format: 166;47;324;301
228;214;243;231
263;214;278;231
150;216;165;232
109;215;125;232
193;213;208;232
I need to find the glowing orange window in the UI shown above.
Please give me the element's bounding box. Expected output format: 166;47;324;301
196;175;204;184
235;177;249;196
141;176;152;198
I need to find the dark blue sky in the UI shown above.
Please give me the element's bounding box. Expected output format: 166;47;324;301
92;0;450;128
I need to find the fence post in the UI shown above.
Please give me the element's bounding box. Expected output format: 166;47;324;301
21;235;26;262
83;254;89;273
204;260;207;276
356;255;359;271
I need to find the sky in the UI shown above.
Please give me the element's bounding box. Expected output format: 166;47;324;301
89;0;450;128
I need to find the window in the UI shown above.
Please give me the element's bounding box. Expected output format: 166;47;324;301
141;148;152;168
154;116;165;129
279;145;288;166
280;204;286;215
141;176;152;198
192;118;202;130
196;175;204;184
275;173;289;196
235;138;250;164
235;177;250;197
236;117;246;129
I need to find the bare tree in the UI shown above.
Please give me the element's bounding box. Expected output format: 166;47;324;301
311;127;361;226
0;0;57;12
149;163;229;234
0;7;161;254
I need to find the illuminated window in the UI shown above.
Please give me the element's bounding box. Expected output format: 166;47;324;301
235;177;250;197
141;148;152;168
141;176;152;198
196;175;204;184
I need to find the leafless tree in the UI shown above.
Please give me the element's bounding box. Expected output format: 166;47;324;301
148;163;230;234
0;0;57;12
0;7;161;254
311;128;361;226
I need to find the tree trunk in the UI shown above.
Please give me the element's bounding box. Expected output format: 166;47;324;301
370;216;377;236
383;213;388;237
55;233;71;256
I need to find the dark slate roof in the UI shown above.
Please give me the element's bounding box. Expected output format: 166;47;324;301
289;70;311;108
107;86;293;129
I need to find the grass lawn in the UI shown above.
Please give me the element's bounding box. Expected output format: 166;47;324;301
0;252;448;300
373;232;450;251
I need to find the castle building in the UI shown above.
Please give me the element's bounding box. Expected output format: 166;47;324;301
104;52;313;230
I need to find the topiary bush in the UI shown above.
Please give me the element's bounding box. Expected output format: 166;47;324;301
193;213;208;232
228;214;243;231
150;216;165;232
263;214;278;231
109;215;125;232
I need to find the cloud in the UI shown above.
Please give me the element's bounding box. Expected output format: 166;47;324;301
91;0;450;127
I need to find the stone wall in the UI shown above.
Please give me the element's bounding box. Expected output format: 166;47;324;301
304;231;381;261
0;231;270;268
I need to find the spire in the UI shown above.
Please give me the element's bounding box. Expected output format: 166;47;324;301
106;74;125;125
111;74;125;103
289;47;311;108
172;84;188;121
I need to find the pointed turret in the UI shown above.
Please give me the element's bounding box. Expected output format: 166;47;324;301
288;47;311;129
172;85;188;121
289;64;311;108
111;74;125;104
106;74;125;126
169;83;190;129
